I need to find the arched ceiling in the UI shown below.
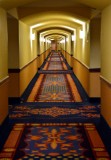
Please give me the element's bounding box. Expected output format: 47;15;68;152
2;0;111;42
35;27;73;44
29;13;85;42
40;29;71;42
0;0;111;10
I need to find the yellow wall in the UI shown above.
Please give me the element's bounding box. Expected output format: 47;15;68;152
101;5;111;82
66;33;71;54
72;57;89;95
9;58;38;97
64;52;100;98
101;4;111;127
74;25;90;68
19;21;32;69
9;49;50;97
90;18;101;68
0;8;8;80
19;58;38;95
0;8;8;124
8;16;19;69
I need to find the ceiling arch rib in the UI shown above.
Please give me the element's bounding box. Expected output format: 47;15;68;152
21;12;87;27
40;29;71;42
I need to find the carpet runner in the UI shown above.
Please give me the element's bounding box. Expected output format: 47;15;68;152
27;74;82;102
1;51;110;159
9;104;100;123
27;51;82;102
0;123;110;159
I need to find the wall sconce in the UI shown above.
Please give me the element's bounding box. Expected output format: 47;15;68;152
80;30;84;39
66;38;68;42
72;35;75;41
60;39;65;43
31;33;35;40
47;40;51;43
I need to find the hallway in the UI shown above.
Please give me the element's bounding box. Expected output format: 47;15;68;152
0;51;110;159
0;0;111;159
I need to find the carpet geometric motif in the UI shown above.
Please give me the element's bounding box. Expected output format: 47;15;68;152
48;56;63;61
43;61;67;70
27;74;82;102
9;105;100;123
0;123;110;159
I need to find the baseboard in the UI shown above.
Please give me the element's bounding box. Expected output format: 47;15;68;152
0;116;11;151
0;116;9;131
97;115;111;156
89;97;101;104
8;97;21;105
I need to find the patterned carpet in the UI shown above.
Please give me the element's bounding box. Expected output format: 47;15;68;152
0;123;110;159
26;51;84;102
27;74;82;102
43;61;68;70
3;51;110;159
9;104;100;123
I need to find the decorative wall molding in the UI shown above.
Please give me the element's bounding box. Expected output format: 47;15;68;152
72;57;89;70
8;57;38;73
100;75;111;86
0;76;9;85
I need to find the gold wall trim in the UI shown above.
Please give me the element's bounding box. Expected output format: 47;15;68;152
100;75;111;86
8;57;38;73
72;57;89;70
72;57;100;72
0;76;9;85
20;56;38;70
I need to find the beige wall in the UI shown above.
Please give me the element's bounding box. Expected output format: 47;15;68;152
0;8;8;124
74;25;90;68
72;57;89;95
9;49;50;97
101;5;111;82
19;21;32;69
101;4;111;127
0;8;8;80
66;33;71;54
90;18;101;68
89;72;100;97
8;16;19;69
19;58;38;95
64;53;100;98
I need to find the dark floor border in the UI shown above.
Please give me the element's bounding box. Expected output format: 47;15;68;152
71;73;89;102
97;115;111;156
89;97;101;104
0;116;12;151
8;97;21;105
11;101;97;107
